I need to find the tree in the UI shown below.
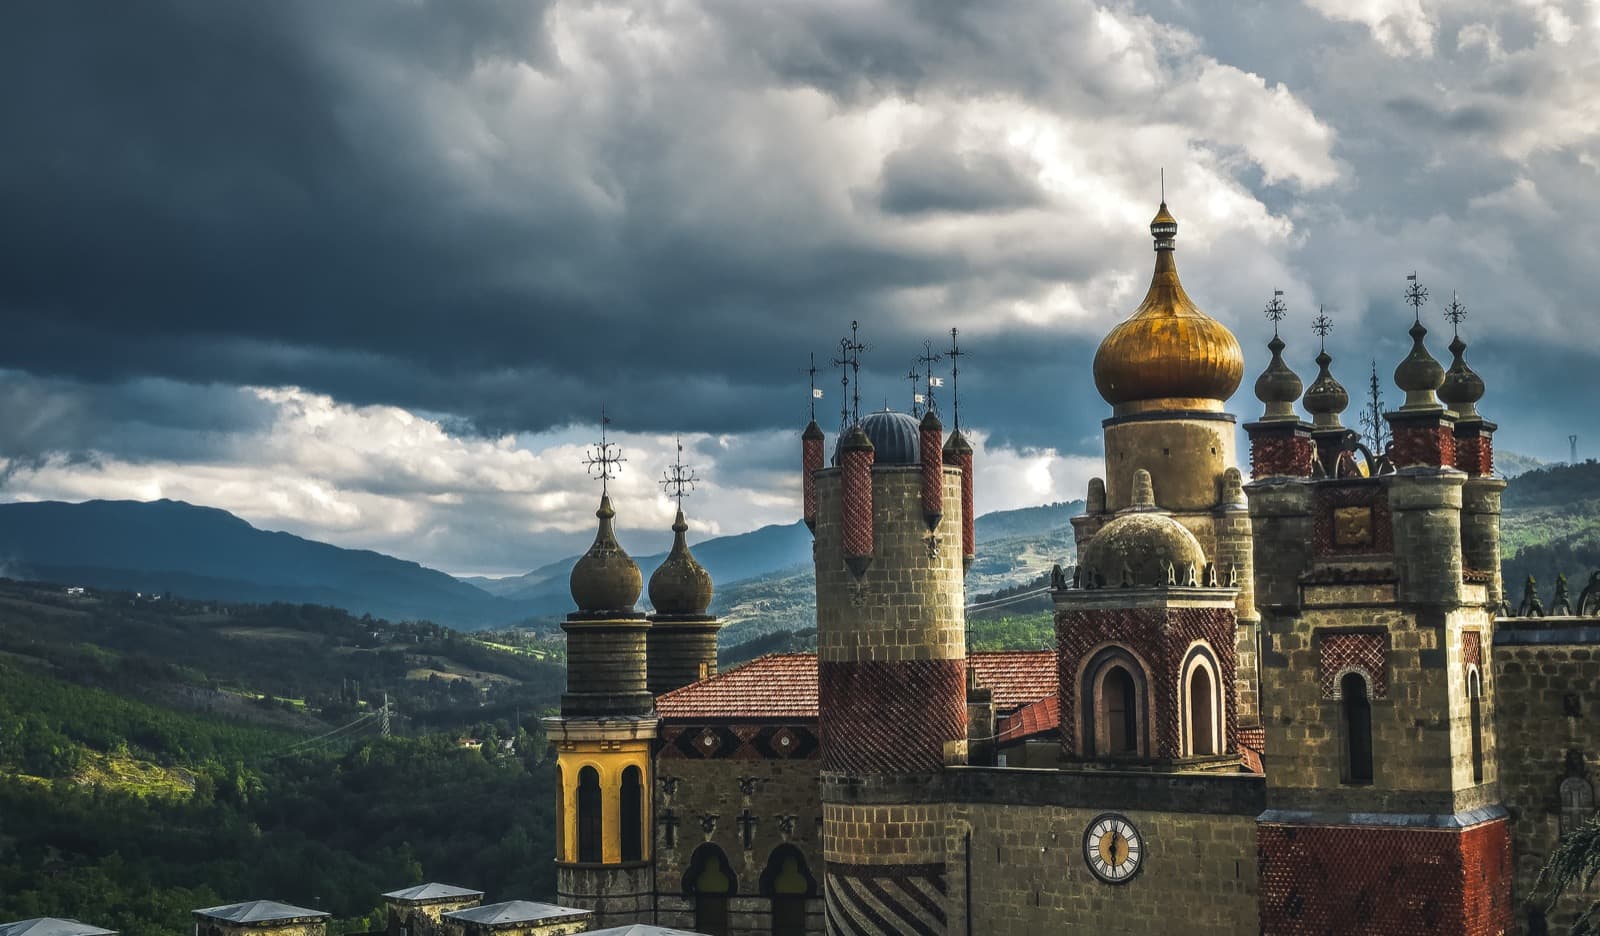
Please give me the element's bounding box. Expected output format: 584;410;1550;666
1537;814;1600;933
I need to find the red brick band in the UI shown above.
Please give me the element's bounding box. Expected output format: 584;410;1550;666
819;658;966;775
1390;419;1457;469
841;445;874;560
802;431;825;530
1454;428;1494;477
1258;817;1513;934
1248;425;1314;479
919;425;943;531
955;449;974;563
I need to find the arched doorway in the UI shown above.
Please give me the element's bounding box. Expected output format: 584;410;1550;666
759;844;817;936
685;843;736;936
577;765;603;862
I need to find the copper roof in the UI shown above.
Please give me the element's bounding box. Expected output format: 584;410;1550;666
656;650;1057;721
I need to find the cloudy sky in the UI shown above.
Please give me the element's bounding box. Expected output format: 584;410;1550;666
1;0;1595;576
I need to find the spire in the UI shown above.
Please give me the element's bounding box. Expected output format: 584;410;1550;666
1393;274;1446;411
1254;290;1302;420
1438;292;1485;419
569;414;642;614
1302;307;1349;429
650;439;713;616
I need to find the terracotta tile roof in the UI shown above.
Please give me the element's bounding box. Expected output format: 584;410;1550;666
996;692;1059;744
655;650;1059;722
970;650;1058;715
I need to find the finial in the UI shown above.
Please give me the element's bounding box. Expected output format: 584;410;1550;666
1311;305;1333;352
1405;272;1429;324
1150;199;1178;250
1265;289;1287;338
907;361;923;417
807;353;821;423
918;340;943;415
1444;291;1467;337
946;327;966;432
1303;311;1349;429
659;436;699;509
831;321;869;430
582;405;626;496
1160;167;1165;203
1130;469;1156;510
649;444;713;617
1254;290;1302;420
1438;293;1484;419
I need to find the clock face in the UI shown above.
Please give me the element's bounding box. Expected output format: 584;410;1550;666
1083;813;1143;884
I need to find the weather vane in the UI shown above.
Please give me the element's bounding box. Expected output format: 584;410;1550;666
831;321;868;429
1443;290;1467;336
1312;305;1333;351
1264;289;1287;337
1405;272;1429;323
582;405;626;495
906;361;923;417
918;340;943;415
946;327;966;432
659;436;699;508
807;352;822;422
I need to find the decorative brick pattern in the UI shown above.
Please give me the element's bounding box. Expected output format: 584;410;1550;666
802;429;825;530
1238;724;1266;754
661;723;820;760
1257;817;1514;935
1312;482;1394;557
919;423;943;531
1455;429;1493;478
841;445;875;561
1248;425;1314;479
1390;419;1458;469
819;658;967;774
823;861;946;936
954;448;975;565
1462;631;1481;671
1317;631;1389;700
1054;606;1237;760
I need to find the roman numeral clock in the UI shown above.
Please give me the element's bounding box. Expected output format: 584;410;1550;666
1084;813;1144;884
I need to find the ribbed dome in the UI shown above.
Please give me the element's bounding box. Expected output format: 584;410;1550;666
1078;471;1208;588
1254;334;1304;420
648;509;713;616
831;410;920;465
1394;320;1446;411
569;495;643;614
1439;334;1485;419
1093;203;1245;415
1303;349;1349;429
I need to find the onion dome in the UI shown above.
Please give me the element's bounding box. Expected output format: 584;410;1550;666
569;495;643;614
1438;334;1484;419
1254;334;1304;420
1093;203;1245;415
1302;349;1349;430
1393;320;1446;410
1077;470;1207;587
648;509;713;616
832;409;920;465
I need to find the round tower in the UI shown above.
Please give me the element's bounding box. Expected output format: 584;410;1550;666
544;493;656;926
813;409;967;934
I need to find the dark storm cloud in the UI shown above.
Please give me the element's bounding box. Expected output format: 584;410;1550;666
876;144;1046;216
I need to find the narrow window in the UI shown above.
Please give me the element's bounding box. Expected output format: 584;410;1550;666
1468;669;1484;783
1342;673;1374;784
621;765;644;861
554;764;566;860
578;766;603;862
1104;666;1138;755
1189;665;1215;756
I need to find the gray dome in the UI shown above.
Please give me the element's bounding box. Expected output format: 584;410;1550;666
831;410;921;466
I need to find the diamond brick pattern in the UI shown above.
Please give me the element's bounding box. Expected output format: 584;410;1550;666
841;445;875;560
1463;631;1482;671
661;723;819;760
803;434;825;529
1249;426;1314;479
1455;430;1493;477
1258;818;1514;935
1312;482;1394;557
920;425;943;528
819;658;967;774
1390;420;1457;469
1318;631;1389;699
1055;606;1237;759
953;448;975;563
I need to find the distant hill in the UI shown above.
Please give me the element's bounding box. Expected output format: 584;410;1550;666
0;500;530;627
1499;461;1600;596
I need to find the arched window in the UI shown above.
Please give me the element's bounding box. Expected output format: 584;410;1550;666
760;844;816;936
1467;668;1484;784
1342;672;1374;784
621;765;644;862
555;764;566;861
577;766;603;863
1103;666;1139;755
1189;664;1215;756
685;844;736;936
1182;645;1222;757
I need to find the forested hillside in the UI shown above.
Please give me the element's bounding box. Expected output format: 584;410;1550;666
1499;461;1600;599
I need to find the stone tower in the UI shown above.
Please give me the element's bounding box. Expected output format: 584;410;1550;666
647;506;721;696
1074;202;1262;731
1247;308;1513;933
810;408;968;935
544;494;656;926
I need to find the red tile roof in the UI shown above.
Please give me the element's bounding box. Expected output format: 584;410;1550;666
655;650;1059;722
996;692;1059;744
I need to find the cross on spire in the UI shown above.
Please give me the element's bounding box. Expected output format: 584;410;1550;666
946;327;966;432
659;436;699;508
807;353;820;422
831;321;868;430
906;361;923;417
1405;272;1429;323
1443;290;1467;337
582;405;626;495
918;340;943;415
1264;289;1287;337
1312;306;1333;351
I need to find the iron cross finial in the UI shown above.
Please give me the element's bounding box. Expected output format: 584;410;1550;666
1311;306;1333;352
1264;289;1287;337
1404;272;1429;324
906;361;923;417
582;405;626;495
830;321;869;431
946;326;966;432
918;340;943;415
1443;291;1467;336
807;352;819;422
659;436;699;508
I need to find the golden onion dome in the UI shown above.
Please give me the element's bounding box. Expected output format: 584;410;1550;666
1093;203;1245;415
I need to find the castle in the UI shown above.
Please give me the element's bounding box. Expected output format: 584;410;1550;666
542;202;1600;935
